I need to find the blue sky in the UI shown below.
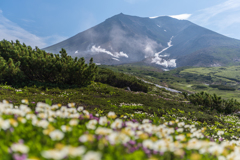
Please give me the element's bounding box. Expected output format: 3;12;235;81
0;0;239;48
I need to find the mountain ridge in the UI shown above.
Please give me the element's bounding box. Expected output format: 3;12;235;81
43;13;240;68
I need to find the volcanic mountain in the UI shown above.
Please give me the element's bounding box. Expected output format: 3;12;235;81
43;13;240;69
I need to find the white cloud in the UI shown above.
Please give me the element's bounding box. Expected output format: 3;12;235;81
192;0;240;24
190;0;240;38
169;14;192;20
149;16;161;19
0;11;66;48
150;14;191;20
91;45;113;56
91;45;128;58
21;19;35;23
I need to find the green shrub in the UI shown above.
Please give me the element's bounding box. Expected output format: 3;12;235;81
217;85;236;91
209;85;235;91
95;68;148;92
0;40;97;88
192;85;208;89
183;91;240;114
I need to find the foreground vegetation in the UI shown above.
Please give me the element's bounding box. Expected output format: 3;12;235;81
0;40;97;88
1;81;240;160
1;40;240;159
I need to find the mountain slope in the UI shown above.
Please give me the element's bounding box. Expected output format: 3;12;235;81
43;13;240;68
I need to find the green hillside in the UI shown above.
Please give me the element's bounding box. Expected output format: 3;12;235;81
1;40;240;159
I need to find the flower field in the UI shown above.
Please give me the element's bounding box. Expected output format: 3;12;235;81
1;99;240;160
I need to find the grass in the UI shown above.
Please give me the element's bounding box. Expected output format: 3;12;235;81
100;64;240;101
1;81;240;159
2;64;240;159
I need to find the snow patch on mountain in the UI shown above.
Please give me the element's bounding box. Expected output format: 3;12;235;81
152;57;176;68
91;45;128;58
159;54;169;57
155;36;173;55
112;58;120;61
151;36;176;68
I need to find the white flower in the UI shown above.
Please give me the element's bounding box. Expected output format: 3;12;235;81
190;128;197;133
125;121;139;130
108;132;130;144
18;117;27;124
11;143;29;154
177;128;184;133
60;106;68;112
86;119;98;130
79;134;94;143
61;125;72;132
139;123;153;133
69;119;79;126
111;119;123;129
51;105;59;110
42;148;68;160
49;130;64;141
21;99;29;104
217;131;224;136
0;119;10;130
99;116;108;125
153;140;167;152
108;111;117;119
178;122;185;127
3;100;9;104
67;146;86;157
83;110;89;115
37;120;49;128
68;103;75;108
142;119;150;124
142;139;154;149
95;127;113;135
175;135;186;141
38;113;48;119
218;156;226;160
67;108;77;114
26;114;37;120
82;151;101;160
208;145;224;156
77;106;84;112
20;105;31;113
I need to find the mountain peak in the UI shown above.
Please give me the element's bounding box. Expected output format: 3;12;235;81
43;13;240;68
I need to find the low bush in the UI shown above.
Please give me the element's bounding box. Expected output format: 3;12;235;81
95;68;148;92
209;85;236;91
192;85;208;89
0;40;97;88
183;91;240;114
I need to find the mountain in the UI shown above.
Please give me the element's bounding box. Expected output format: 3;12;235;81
43;13;240;69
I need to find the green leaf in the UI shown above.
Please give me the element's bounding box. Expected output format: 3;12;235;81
45;98;52;106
